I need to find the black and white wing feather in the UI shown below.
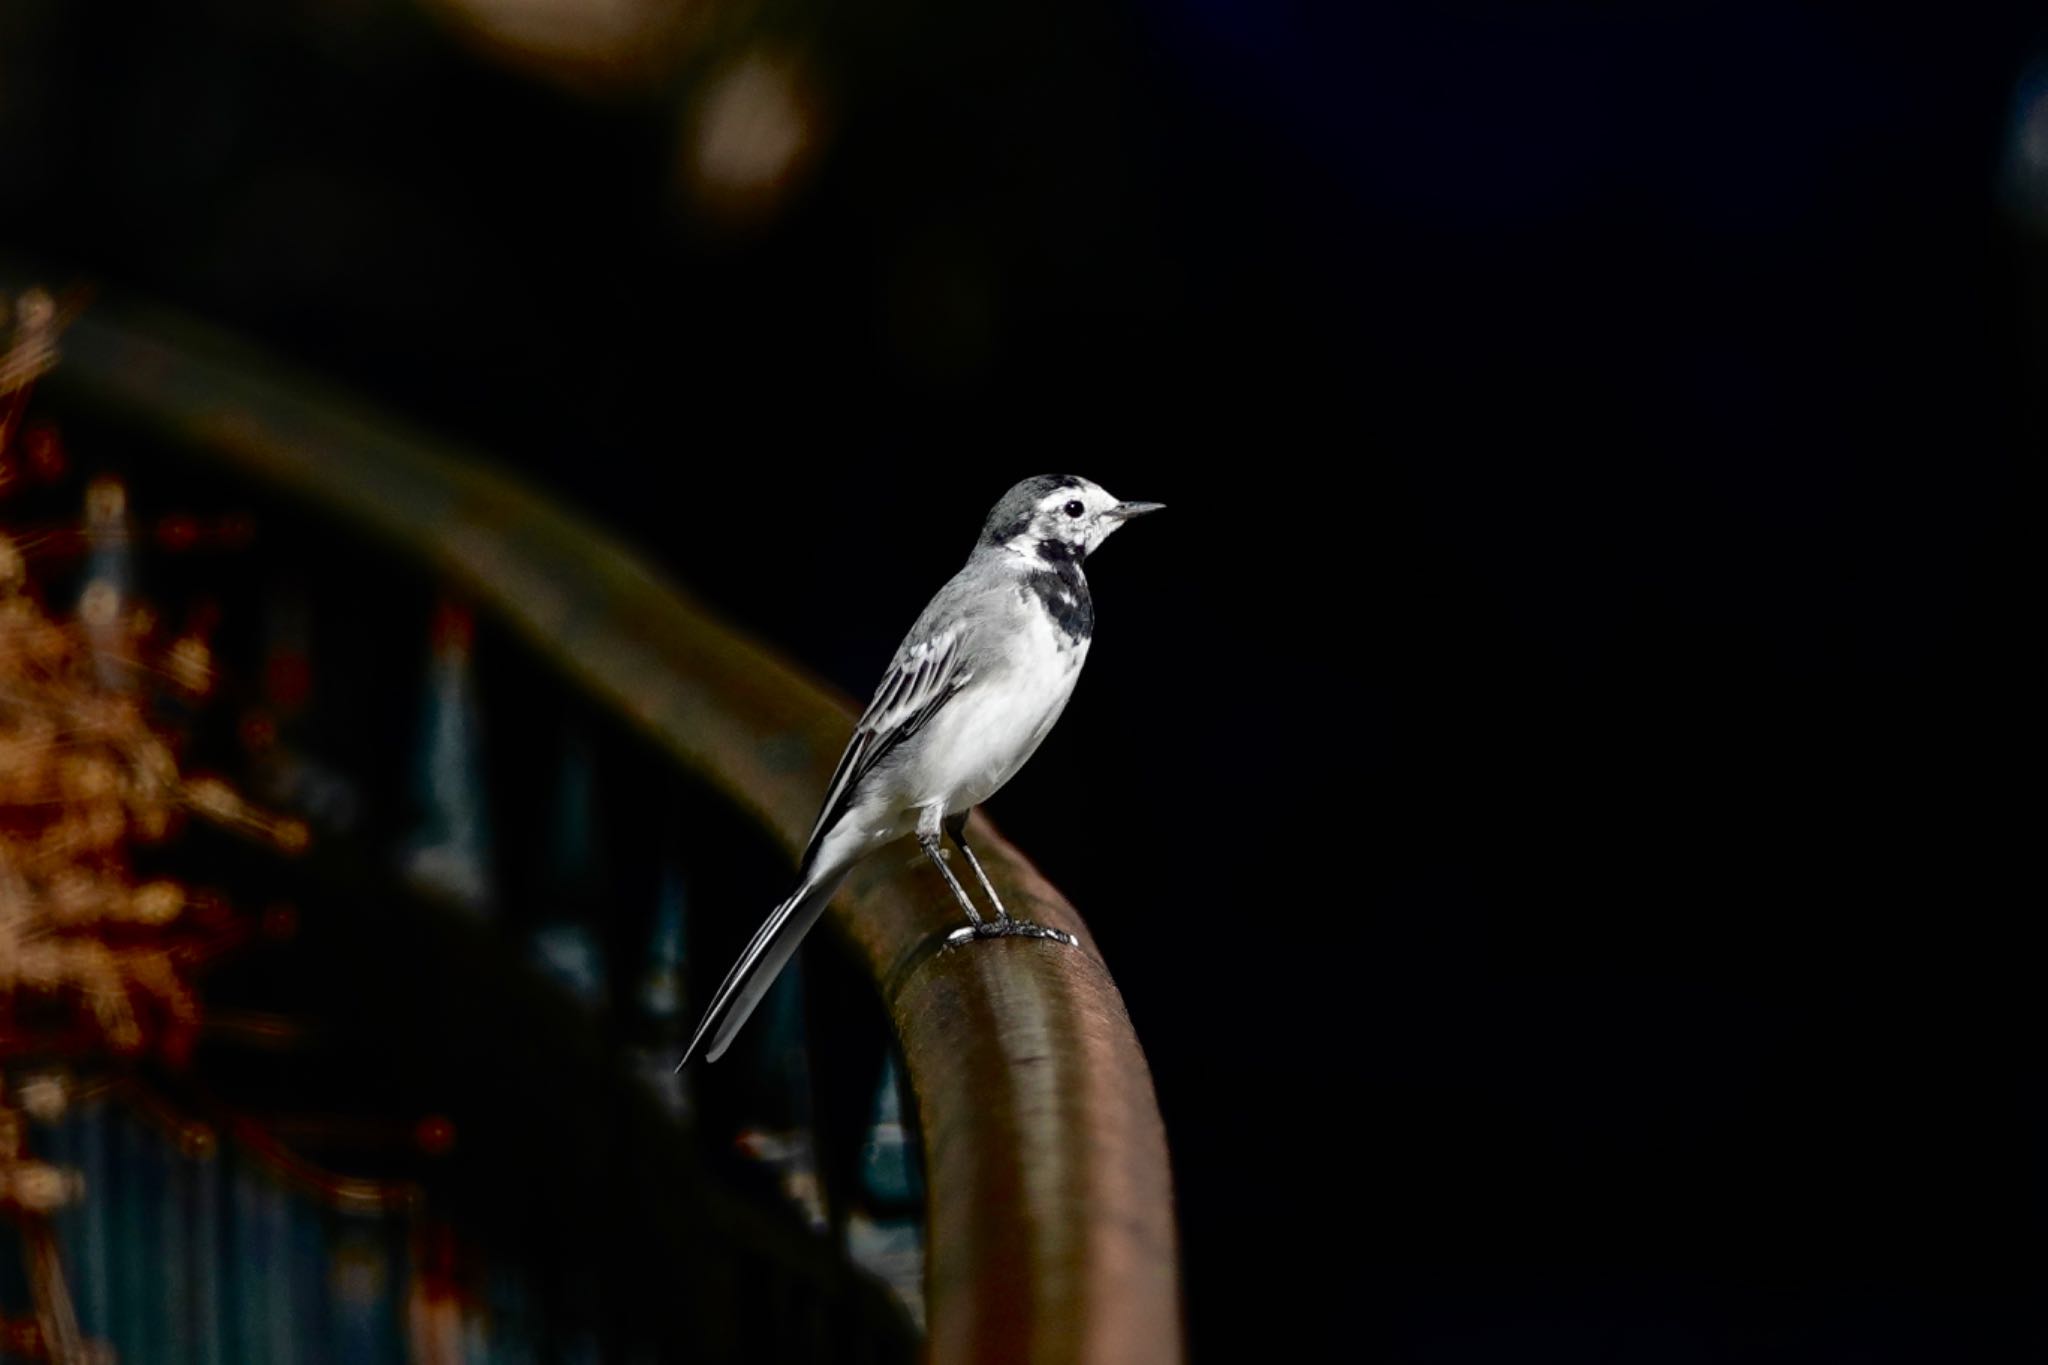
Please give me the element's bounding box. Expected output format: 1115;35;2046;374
800;630;972;871
678;626;974;1067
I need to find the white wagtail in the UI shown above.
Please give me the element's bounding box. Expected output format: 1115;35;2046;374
678;474;1163;1066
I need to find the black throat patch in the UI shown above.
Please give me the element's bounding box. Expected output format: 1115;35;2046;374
1023;543;1093;645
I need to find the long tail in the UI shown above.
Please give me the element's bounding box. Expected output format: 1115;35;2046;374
677;870;847;1067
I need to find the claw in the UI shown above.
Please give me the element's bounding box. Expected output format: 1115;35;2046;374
944;920;1077;948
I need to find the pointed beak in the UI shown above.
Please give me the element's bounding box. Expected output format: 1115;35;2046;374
1110;500;1166;521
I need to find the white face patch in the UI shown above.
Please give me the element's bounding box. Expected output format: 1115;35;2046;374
1024;480;1127;558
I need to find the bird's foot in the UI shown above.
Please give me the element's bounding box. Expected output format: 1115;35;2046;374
944;919;1078;948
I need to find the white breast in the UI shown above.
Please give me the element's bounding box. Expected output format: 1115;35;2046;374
907;606;1088;816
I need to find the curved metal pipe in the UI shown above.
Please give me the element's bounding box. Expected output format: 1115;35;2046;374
42;294;1184;1365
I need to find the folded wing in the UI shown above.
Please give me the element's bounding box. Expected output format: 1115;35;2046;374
678;630;976;1067
799;631;971;874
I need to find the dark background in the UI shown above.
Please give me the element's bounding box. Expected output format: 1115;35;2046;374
4;3;2041;1358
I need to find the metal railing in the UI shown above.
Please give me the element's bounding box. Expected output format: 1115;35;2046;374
31;290;1183;1364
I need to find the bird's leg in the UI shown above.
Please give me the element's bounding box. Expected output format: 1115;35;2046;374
917;821;987;929
943;812;1012;924
941;812;1078;948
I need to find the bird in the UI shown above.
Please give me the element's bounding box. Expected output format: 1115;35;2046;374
677;474;1163;1066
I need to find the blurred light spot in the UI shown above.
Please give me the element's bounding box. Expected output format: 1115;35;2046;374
407;600;493;911
638;861;685;1021
14;1073;68;1122
0;1161;81;1214
156;513;200;550
415;1115;458;1156
529;921;607;1004
733;1128;827;1230
428;0;700;91
167;636;213;694
84;475;125;527
129;882;185;925
78;580;120;627
0;290;58;403
2004;64;2048;227
25;427;65;481
683;51;819;221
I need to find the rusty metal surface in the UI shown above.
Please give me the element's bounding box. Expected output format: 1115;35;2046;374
40;296;1184;1365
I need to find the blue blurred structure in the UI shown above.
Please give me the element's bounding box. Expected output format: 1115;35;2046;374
36;1097;407;1365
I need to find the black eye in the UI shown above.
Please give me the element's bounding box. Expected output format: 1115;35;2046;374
1064;500;1085;519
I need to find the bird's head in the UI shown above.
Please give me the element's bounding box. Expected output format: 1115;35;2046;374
979;474;1164;563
